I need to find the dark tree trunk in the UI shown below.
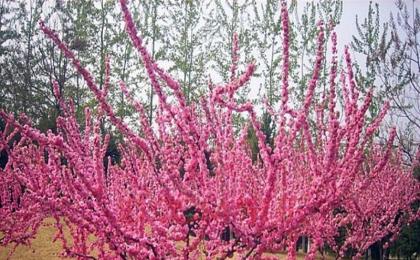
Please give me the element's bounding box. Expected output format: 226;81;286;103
370;242;383;260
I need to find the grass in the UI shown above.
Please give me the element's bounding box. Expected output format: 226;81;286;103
0;219;72;260
0;219;333;259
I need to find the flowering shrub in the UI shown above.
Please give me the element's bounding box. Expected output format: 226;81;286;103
0;0;418;259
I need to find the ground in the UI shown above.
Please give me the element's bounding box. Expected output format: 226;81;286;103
0;219;70;260
0;219;332;259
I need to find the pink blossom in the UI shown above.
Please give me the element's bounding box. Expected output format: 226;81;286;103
0;1;417;259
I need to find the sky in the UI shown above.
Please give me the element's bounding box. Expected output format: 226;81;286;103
335;0;418;59
338;0;395;49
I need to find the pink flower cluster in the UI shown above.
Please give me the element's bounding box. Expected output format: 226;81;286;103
0;0;418;259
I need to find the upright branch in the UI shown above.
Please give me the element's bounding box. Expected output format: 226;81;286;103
280;0;290;114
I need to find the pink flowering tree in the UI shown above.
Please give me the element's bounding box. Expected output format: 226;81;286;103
0;0;418;259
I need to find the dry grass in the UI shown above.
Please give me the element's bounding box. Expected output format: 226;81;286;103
0;219;73;260
1;220;333;259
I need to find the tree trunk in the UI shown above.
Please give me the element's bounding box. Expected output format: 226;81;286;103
370;242;383;260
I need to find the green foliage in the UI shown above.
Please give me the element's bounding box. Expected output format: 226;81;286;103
351;1;391;121
390;163;420;258
166;0;207;104
390;220;420;258
251;0;282;105
251;0;342;109
0;0;345;133
105;133;122;166
289;0;342;104
351;0;419;160
204;0;255;104
246;112;275;164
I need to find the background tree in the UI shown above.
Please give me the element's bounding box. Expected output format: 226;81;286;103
165;0;208;105
205;0;255;102
289;0;342;104
352;1;420;258
352;0;419;161
0;0;99;131
0;1;20;114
